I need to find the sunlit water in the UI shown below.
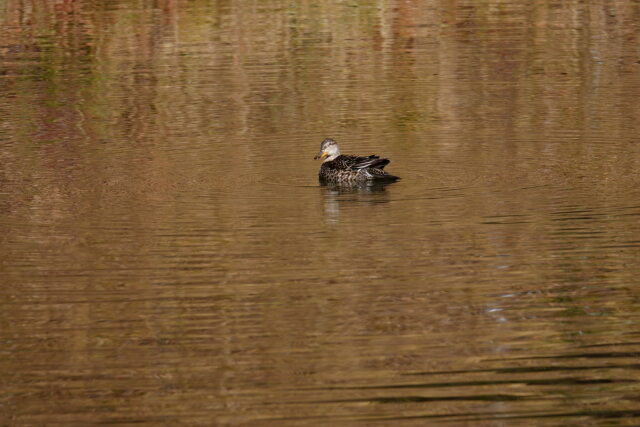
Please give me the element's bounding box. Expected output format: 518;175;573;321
1;0;640;425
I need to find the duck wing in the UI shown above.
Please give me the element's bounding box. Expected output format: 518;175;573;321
348;155;390;171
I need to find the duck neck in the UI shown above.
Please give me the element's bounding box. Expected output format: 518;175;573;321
324;149;340;162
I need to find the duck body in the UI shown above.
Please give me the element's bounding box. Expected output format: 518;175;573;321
318;154;399;184
314;138;400;185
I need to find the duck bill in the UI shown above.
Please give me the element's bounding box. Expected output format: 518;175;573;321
314;151;328;160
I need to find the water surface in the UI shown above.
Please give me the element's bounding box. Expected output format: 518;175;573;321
1;0;640;425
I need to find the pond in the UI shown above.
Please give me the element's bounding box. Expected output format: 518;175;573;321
1;0;639;424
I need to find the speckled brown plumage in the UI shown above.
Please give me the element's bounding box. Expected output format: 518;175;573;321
314;138;400;184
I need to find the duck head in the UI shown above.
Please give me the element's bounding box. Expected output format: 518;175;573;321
314;138;341;162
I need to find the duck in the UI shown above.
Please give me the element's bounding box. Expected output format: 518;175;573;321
314;138;400;184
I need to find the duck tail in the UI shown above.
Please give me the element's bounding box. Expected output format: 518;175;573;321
380;174;400;182
367;168;400;182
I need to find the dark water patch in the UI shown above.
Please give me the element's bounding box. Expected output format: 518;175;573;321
456;409;640;424
493;351;640;361
407;363;640;376
304;377;632;392
579;341;640;349
346;409;640;424
308;393;530;405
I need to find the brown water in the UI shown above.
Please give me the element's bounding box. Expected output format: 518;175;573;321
2;0;640;425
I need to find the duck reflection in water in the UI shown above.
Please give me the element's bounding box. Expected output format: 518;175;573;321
322;180;394;193
320;181;393;224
